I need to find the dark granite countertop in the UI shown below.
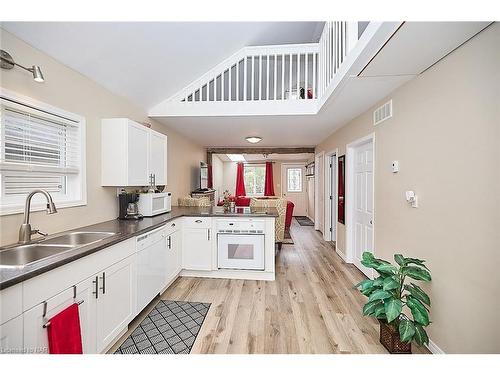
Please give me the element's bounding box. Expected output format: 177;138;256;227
0;206;277;290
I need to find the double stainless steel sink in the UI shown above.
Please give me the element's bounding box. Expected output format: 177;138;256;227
0;231;116;268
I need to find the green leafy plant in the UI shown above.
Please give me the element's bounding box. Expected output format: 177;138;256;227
355;252;432;346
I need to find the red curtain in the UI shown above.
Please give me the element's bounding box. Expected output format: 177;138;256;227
235;162;246;197
207;165;213;189
264;161;275;196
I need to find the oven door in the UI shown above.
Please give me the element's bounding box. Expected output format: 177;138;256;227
217;233;265;270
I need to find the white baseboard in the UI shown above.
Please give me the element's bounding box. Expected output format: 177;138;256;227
180;269;275;281
426;339;445;354
336;249;347;262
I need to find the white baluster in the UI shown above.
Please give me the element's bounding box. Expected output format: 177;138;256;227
281;53;285;100
289;53;292;100
236;60;240;101
228;65;232;101
274;54;277;100
313;53;316;99
244;57;247;101
305;53;308;100
296;53;300;99
266;55;270;101
251;56;255;101
259;55;262;101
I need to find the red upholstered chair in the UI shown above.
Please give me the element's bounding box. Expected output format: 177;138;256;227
285;201;294;230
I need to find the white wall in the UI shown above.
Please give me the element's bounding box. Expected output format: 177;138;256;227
316;24;500;353
0;29;205;246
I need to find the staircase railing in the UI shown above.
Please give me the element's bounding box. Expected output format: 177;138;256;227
165;21;361;110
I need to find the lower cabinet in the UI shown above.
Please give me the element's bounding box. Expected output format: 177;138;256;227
0;315;23;353
23;254;135;354
165;229;181;286
182;227;212;271
23;275;97;353
95;254;136;352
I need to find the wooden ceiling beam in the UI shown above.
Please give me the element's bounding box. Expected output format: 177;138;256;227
206;147;315;155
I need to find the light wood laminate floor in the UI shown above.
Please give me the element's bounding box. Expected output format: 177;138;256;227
110;220;429;354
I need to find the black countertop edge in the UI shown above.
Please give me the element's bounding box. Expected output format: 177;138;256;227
0;206;278;290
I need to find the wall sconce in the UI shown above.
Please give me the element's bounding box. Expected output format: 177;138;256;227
1;49;44;83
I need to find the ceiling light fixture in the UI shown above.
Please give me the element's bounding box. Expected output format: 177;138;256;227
1;49;45;83
245;136;262;144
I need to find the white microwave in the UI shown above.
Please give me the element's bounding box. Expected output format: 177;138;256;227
138;192;171;217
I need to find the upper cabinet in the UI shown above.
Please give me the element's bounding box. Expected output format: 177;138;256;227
149;129;167;185
101;118;167;187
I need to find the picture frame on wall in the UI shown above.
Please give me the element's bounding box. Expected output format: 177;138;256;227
338;155;345;224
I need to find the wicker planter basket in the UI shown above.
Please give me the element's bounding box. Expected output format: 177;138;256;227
379;320;412;354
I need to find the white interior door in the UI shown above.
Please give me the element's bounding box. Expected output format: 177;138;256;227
329;154;336;242
281;164;306;216
352;140;374;276
307;177;315;222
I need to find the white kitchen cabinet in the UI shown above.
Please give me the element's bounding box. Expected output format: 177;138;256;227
96;254;136;353
149;130;167;185
101;118;149;186
0;316;23;353
101;118;167;187
182;226;212;271
165;228;181;286
23;276;97;354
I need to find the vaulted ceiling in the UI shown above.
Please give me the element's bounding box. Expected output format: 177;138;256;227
1;22;324;109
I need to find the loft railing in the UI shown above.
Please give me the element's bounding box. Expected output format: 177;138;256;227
176;43;319;103
155;21;362;116
318;21;358;98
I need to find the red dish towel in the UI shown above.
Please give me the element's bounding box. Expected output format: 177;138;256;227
47;303;83;354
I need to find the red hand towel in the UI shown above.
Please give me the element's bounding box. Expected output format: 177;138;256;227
47;303;83;354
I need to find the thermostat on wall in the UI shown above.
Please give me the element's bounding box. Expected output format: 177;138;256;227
392;161;399;173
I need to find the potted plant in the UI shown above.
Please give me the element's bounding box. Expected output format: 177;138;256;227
355;252;432;354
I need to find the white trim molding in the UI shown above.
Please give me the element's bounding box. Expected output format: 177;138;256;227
314;151;324;232
426;339;446;354
345;132;376;279
323;148;338;246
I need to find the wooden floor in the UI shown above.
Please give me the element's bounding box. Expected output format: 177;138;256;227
110;220;429;354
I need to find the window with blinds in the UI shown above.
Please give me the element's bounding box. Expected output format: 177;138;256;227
0;94;85;214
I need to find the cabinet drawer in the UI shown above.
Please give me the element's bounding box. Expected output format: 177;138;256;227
0;284;22;325
183;217;212;229
164;219;180;236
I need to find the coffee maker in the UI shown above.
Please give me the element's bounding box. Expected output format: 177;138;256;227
118;193;143;220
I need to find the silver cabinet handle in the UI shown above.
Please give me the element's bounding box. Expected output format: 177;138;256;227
195;219;202;223
100;272;106;294
92;276;99;299
167;236;171;249
171;223;176;227
207;229;210;241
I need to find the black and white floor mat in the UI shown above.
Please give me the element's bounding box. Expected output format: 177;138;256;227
295;216;314;226
114;300;210;354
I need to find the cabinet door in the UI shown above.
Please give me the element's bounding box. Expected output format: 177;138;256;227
23;277;97;354
149;130;167;185
182;228;212;271
96;254;136;353
0;316;23;353
127;121;149;186
165;230;181;286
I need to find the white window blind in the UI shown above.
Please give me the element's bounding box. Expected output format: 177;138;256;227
0;94;85;214
1;105;80;173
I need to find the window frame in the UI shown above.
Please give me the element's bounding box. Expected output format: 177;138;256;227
243;164;266;197
0;88;87;216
